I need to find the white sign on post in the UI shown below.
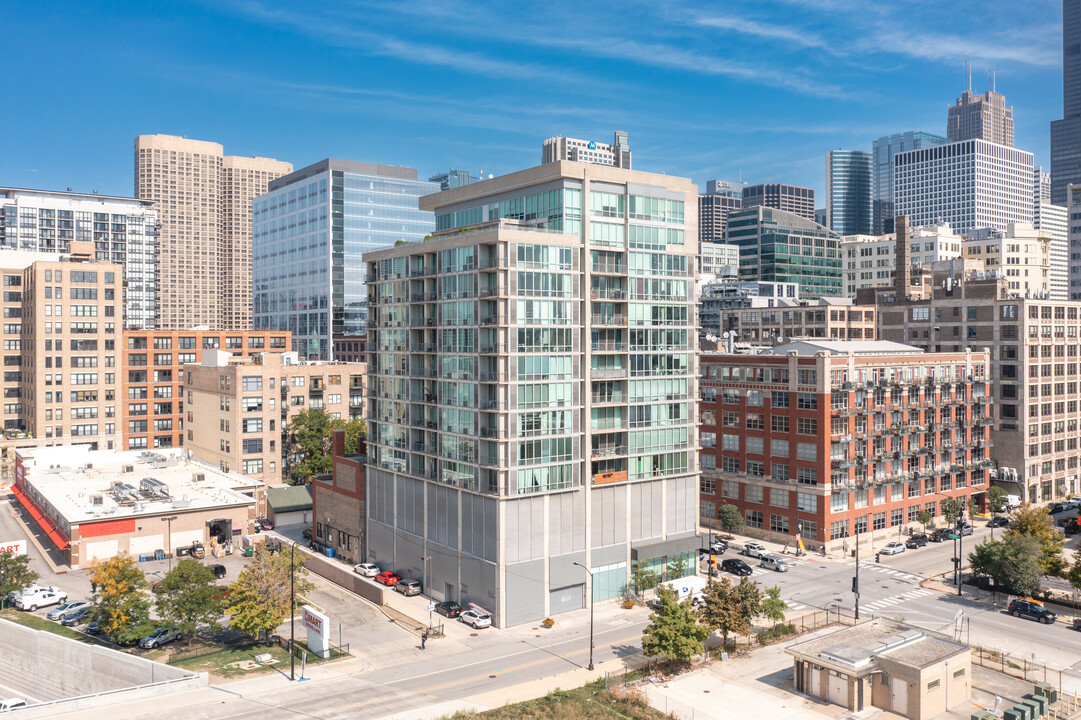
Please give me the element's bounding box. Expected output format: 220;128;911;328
301;605;331;659
0;540;27;556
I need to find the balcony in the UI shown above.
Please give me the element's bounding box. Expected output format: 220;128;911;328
479;344;507;354
479;454;501;467
591;445;628;458
480;372;508;383
592;368;628;379
590;289;626;300
480;287;505;298
591;262;625;275
591;315;627;326
591;341;626;352
478;257;506;271
480;315;506;326
480;427;503;439
591;393;625;404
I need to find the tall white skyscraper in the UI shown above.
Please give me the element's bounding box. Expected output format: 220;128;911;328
1034;200;1068;299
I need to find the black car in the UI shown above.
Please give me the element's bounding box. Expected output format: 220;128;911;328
721;558;752;576
1008;598;1056;624
987;516;1010;528
929;528;949;542
210;564;227;580
905;533;928;549
1066;520;1081;536
434;601;463;618
1050;502;1071;514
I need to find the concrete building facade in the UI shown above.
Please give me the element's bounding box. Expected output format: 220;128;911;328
893;140;1034;234
947;87;1015;146
698;180;744;244
699;341;992;550
121;329;291;452
364;161;701;627
541;131;631;169
252;159;438;359
741;183;815;222
0;188;159;330
962;222;1052;298
713;300;877;346
134;134;291;330
872;131;947;234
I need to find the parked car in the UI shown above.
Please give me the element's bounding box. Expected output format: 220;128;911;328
929;528;949;542
709;540;728;555
60;606;93;627
253;518;273;532
374;571;401;586
905;533;928;548
1071;618;1081;632
14;588;67;611
958;524;974;537
1049;502;1071;514
353;563;380;577
459;610;492;629
434;601;463;618
987;517;1010;528
0;698;26;711
85;620;102;635
47;600;91;621
302;527;313;540
740;542;767;558
139;627;182;649
1066;520;1081;536
721;558;753;576
758;554;788;572
210;564;227;580
880;541;906;555
1008;598;1056;624
395;580;422;596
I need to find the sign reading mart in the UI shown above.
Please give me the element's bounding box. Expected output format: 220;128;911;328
302;605;330;659
0;540;26;556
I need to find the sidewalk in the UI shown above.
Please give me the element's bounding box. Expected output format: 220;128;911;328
702;525;852;564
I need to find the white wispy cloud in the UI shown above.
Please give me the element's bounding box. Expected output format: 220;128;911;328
694;14;828;50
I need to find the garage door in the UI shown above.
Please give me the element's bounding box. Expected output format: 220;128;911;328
170;530;204;551
549;584;584;616
85;540;119;562
128;534;163;557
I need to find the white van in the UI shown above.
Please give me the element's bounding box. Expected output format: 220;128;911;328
652;576;708;607
1005;494;1022;510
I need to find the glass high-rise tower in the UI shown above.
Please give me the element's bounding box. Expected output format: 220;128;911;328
252;159;438;359
825;150;873;236
1052;0;1081;206
871;131;947;234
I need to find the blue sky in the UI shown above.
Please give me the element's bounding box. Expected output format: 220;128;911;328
1;0;1066;203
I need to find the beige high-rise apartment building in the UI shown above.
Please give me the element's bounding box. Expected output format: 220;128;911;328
133;135;291;330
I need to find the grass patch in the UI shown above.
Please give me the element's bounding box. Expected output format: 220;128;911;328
432;679;670;719
169;640;346;679
0;609;113;648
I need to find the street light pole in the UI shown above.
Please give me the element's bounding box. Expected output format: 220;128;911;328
161;515;178;572
422;555;432;629
572;562;594;671
290;541;297;681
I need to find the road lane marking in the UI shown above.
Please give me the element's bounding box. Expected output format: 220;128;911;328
294;634;645;719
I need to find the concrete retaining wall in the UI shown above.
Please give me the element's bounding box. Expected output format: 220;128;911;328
300;546;386;606
0;618;206;711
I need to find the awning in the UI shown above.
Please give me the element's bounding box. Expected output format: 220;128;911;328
37;513;56;535
47;529;69;550
25;502;43;522
631;533;702;561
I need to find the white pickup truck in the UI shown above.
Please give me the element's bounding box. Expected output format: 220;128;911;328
14;587;67;611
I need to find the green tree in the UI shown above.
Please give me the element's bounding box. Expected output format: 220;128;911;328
0;551;37;609
733;577;763;629
969;534;1044;596
629;562;659;599
224;545;314;642
940;497;964;526
760;586;788;627
717;504;744;538
1066;551;1081;595
641;585;708;662
917;509;933;531
286;410;367;484
666;555;689;580
987;487;1008;515
89;555;153;644
155;559;224;644
1005;504;1066;577
699;577;760;646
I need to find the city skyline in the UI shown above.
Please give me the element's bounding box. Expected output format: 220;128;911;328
0;1;1066;203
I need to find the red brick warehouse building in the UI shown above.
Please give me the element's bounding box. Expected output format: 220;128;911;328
699;340;993;552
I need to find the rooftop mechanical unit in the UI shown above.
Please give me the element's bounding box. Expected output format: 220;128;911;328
139;476;170;499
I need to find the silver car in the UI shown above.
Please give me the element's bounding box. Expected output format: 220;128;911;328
459;610;492;629
139;627;181;649
47;600;91;621
880;541;906;555
758;554;789;572
741;542;768;558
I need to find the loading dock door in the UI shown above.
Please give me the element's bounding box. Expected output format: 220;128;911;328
827;672;848;707
548;584;584;615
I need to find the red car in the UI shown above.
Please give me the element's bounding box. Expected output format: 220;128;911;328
375;571;401;586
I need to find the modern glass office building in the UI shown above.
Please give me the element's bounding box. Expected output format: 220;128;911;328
825;150;873;236
726;206;843;297
252;160;438;359
363;162;701;627
871;131;947;234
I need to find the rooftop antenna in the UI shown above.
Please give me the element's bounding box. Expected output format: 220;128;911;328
992;66;996;93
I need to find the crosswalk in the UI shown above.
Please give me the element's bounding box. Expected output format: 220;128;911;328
856;562;922;583
860;588;935;611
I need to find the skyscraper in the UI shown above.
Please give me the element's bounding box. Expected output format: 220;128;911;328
430;169;480;191
741;183;815;221
825;150;873;236
134;135;291;331
872;131;948;234
253;159;438;359
364;161;699;627
893;139;1034;234
698;180;744;244
725;206;842;297
947;87;1014;146
541;131;631;169
1051;0;1081;205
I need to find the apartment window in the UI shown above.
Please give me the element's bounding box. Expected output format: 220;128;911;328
796;443;817;460
830;520;848;540
797;468;818;485
771;415;789;432
745;510;764;529
242;459;264;475
797;418;817;435
745;485;763;503
796;492;817;512
796;393;817;410
242;376;263;391
770;514;790;533
721;480;739;498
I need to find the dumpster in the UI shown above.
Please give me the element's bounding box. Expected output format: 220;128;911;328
244;547;253;557
325;546;335;559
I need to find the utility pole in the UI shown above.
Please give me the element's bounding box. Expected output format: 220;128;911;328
957;498;965;596
572;562;595;671
853;525;861;620
290;542;298;681
161;515;178;572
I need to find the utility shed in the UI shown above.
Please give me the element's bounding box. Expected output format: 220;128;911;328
266;485;313;527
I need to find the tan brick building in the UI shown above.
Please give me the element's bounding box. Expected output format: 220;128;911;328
184;351;366;485
134;134;291;330
121;329;290;452
717;298;877;345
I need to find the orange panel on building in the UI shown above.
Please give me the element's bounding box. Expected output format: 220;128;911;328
79;518;137;538
593;471;627;485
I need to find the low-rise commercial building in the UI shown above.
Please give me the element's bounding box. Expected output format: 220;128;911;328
713;298;877;345
13;445;262;568
699;341;992;550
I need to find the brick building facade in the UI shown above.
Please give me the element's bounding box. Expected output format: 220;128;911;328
311;429;366;564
